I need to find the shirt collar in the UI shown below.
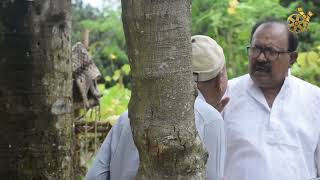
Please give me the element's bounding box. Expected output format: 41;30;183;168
197;89;205;101
247;75;292;112
196;89;221;116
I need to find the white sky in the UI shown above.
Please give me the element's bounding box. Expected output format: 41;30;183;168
82;0;104;8
81;0;120;9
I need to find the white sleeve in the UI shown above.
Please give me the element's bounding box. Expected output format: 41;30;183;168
85;127;114;180
204;119;226;180
314;93;320;177
316;137;320;177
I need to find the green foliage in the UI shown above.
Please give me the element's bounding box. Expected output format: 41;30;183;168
72;0;320;103
98;84;131;125
292;47;320;86
72;1;129;89
192;0;320;84
192;0;299;78
121;64;131;75
72;0;101;45
83;83;130;124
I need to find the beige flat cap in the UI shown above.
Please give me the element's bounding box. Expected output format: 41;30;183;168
191;35;225;82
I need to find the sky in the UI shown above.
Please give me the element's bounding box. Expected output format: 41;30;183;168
81;0;119;10
82;0;104;8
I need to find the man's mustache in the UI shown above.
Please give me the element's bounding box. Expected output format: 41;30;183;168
254;62;272;72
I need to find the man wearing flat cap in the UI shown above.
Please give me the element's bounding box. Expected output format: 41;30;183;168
85;35;229;180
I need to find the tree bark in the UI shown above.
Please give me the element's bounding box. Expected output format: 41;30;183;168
81;29;90;49
122;0;206;179
0;0;74;179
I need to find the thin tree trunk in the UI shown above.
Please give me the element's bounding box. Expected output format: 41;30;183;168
122;0;206;179
0;1;74;179
81;29;90;49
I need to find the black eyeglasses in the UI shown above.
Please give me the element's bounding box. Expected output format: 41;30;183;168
247;46;290;61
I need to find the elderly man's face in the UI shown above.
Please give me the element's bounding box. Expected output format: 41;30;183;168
249;23;292;89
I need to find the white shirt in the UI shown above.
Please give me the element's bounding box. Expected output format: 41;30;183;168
223;74;320;180
85;91;226;180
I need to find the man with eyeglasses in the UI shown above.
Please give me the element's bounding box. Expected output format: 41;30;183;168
223;18;320;180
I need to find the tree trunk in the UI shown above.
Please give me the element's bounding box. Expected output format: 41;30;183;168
122;0;206;179
81;29;90;49
0;1;74;179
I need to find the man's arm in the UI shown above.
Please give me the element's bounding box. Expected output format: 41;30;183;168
313;92;320;178
316;137;320;177
204;118;226;180
85;127;114;180
85;111;133;180
194;97;226;180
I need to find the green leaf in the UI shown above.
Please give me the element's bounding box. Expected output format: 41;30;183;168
104;76;112;82
121;64;131;75
98;84;105;93
112;70;121;81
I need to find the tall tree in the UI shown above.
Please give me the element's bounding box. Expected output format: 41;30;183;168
122;0;206;179
0;0;74;179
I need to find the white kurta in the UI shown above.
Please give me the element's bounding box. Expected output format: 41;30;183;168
223;74;320;180
85;91;226;180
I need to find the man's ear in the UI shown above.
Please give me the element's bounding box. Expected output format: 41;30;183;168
289;51;298;66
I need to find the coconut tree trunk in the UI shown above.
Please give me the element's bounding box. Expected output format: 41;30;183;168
122;0;206;179
0;0;74;179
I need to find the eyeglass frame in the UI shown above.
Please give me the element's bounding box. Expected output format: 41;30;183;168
246;46;292;61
